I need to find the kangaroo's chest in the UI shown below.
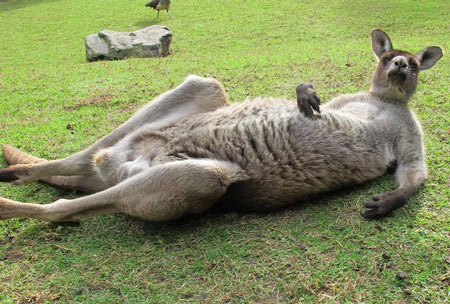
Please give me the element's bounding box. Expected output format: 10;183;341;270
334;102;381;120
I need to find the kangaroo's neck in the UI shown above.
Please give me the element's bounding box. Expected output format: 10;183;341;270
369;82;415;105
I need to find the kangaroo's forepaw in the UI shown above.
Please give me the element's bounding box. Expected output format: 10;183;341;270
360;191;407;219
296;83;321;118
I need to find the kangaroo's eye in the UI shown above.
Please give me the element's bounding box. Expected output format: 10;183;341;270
382;57;391;65
410;62;417;69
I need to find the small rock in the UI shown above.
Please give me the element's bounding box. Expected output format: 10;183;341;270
74;289;83;296
382;253;391;260
66;123;73;130
396;272;407;280
386;261;393;269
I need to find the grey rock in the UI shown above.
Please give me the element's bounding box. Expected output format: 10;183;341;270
85;25;172;61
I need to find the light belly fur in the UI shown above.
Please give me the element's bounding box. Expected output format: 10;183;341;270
123;98;392;211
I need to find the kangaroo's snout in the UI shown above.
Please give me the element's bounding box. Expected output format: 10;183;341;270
387;56;409;84
392;57;407;69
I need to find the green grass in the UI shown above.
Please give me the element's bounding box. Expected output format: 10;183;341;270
0;0;449;302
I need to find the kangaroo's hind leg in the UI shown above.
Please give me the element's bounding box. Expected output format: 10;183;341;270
0;159;247;222
0;76;230;187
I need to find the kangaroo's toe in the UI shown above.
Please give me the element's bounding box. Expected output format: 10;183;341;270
2;144;44;165
0;168;19;182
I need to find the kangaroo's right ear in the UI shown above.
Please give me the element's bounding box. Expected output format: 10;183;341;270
371;29;393;59
415;46;444;70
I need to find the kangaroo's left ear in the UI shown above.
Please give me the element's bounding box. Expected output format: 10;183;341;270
371;29;393;59
416;46;443;70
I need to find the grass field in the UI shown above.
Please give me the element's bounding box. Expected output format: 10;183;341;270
0;0;449;302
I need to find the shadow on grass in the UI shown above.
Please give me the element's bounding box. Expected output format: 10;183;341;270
116;175;403;240
134;18;168;28
3;173;422;252
0;0;61;11
130;174;423;242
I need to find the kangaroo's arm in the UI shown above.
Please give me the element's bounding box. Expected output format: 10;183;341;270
361;114;427;218
393;119;427;198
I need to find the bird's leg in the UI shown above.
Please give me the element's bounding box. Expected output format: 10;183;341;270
157;10;160;18
167;9;171;19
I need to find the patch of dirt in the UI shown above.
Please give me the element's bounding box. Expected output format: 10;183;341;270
0;235;15;245
65;94;114;110
3;250;26;261
18;287;61;304
38;232;62;242
112;103;141;114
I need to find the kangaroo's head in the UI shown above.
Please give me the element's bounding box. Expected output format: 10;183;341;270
370;29;443;103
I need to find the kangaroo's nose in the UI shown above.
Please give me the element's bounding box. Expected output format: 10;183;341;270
393;57;407;69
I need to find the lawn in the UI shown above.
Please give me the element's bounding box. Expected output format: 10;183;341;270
0;0;449;302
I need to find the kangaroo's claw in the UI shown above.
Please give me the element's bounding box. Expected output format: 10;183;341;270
296;82;321;118
360;192;407;219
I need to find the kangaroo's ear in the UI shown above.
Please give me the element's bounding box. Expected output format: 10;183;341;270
371;29;393;59
415;46;443;70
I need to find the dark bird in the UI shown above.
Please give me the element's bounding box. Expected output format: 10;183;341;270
145;0;171;19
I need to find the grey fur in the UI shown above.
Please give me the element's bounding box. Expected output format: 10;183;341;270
0;29;443;222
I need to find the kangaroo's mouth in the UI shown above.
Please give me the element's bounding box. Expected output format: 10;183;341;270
387;68;407;84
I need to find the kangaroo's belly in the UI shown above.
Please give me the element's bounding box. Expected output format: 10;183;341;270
157;104;392;211
94;98;393;203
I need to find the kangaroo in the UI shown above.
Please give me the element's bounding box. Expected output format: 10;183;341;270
0;29;443;223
